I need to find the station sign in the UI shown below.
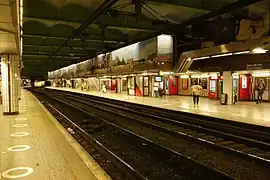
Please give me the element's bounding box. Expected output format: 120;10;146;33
246;63;263;70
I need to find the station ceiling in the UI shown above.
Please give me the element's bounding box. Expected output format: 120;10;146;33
22;0;266;78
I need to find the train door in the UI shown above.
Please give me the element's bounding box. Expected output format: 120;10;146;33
143;76;149;96
127;76;135;95
233;77;239;101
218;79;223;99
239;75;250;100
163;76;170;95
169;76;178;95
209;77;217;99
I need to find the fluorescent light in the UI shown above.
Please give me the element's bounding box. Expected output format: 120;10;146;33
97;54;104;57
163;72;171;75
191;75;201;78
201;74;210;78
142;72;147;76
252;48;268;54
234;51;250;55
180;75;189;79
211;53;233;58
193;56;210;60
191;74;210;78
252;73;270;77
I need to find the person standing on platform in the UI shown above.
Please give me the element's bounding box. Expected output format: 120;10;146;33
154;82;159;98
256;79;265;104
191;81;203;107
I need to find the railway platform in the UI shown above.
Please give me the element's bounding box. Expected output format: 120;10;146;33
46;87;270;128
0;89;110;180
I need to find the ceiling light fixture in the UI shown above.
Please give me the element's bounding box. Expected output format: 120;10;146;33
252;47;268;54
180;75;189;79
192;56;210;60
211;53;233;58
187;57;191;61
234;51;250;55
142;72;147;76
97;54;104;57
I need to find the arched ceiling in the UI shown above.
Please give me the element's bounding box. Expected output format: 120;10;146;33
22;0;265;77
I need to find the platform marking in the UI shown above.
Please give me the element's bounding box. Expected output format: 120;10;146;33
15;117;28;121
12;124;28;128
8;145;30;152
2;167;33;179
10;132;29;137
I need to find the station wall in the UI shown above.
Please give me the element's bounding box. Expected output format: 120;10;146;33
178;78;209;97
48;34;174;80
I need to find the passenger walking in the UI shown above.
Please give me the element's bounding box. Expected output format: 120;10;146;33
191;81;202;107
256;80;265;104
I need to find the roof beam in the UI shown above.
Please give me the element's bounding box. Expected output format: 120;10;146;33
103;0;264;56
23;52;89;57
23;34;123;44
23;62;76;67
23;44;102;51
49;0;120;60
147;0;225;11
23;54;81;59
24;16;156;32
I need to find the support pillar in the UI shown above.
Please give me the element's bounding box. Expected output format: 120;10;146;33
1;54;20;115
116;78;121;93
223;71;233;105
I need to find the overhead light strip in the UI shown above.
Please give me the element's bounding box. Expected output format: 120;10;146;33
211;53;233;58
191;50;258;61
193;56;210;60
252;47;268;54
234;51;250;55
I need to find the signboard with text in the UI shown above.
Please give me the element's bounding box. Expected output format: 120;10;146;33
246;64;263;70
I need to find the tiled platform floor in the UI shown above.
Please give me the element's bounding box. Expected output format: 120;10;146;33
0;89;110;180
47;87;270;128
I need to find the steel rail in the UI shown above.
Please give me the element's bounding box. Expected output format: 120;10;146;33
64;93;270;167
31;89;147;180
34;88;234;179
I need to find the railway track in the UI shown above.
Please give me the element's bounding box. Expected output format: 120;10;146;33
31;88;232;180
67;92;270;165
41;88;270;180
